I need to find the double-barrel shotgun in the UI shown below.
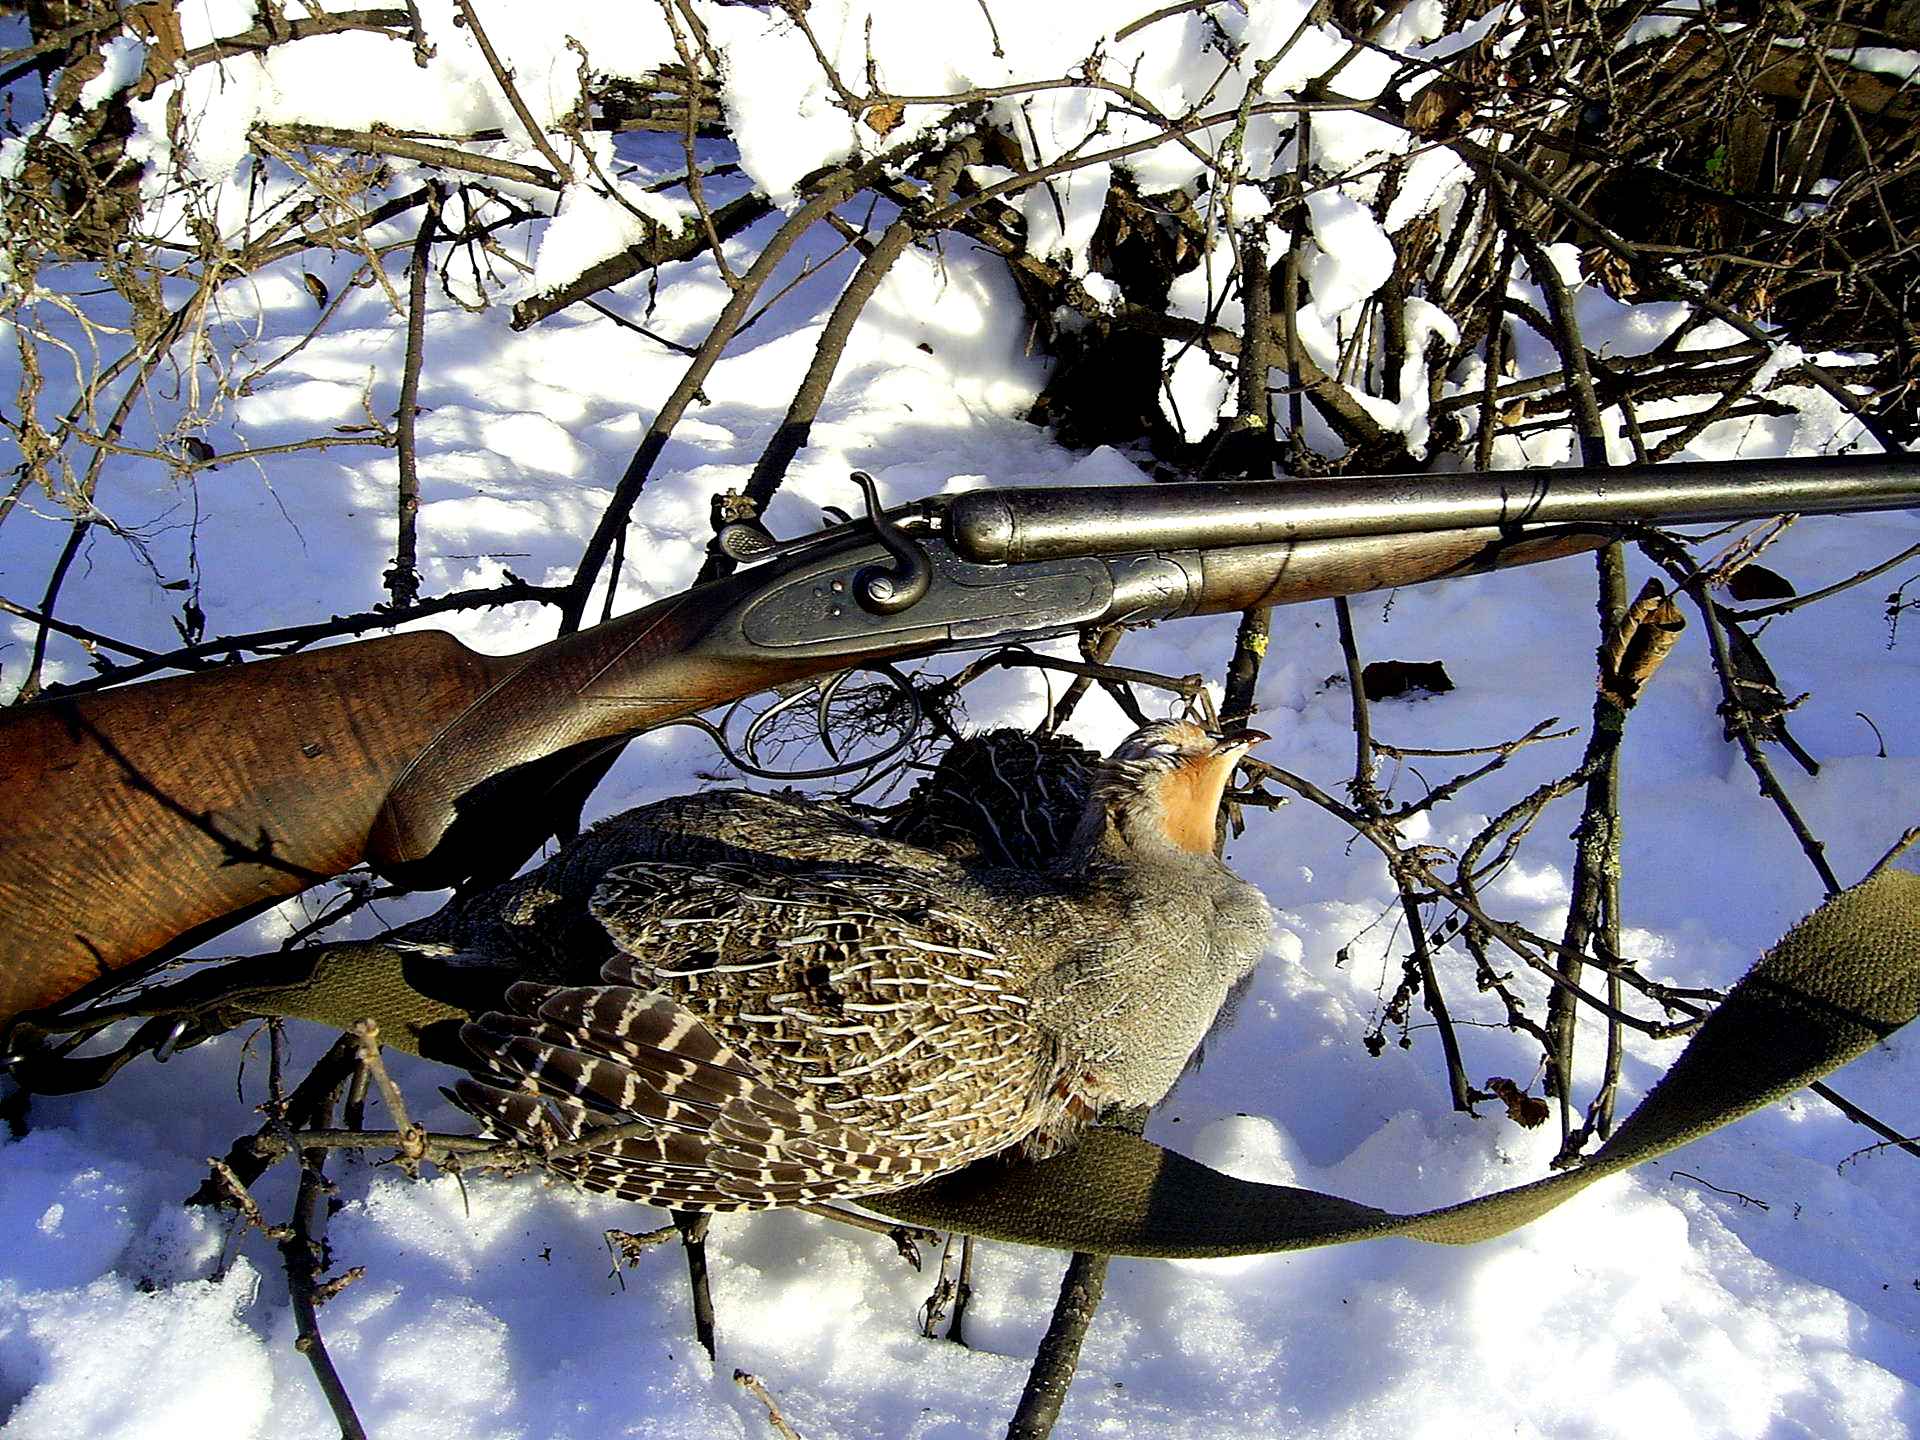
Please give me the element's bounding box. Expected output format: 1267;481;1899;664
2;455;1916;1032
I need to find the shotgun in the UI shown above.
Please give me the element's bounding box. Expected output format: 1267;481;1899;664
2;454;1915;1030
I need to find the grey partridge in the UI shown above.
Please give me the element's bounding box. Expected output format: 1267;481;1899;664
445;720;1271;1212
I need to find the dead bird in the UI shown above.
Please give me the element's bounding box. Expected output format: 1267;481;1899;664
442;720;1272;1211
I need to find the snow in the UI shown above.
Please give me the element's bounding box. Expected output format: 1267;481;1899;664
74;35;147;112
1160;342;1235;443
4;2;1920;1437
1382;146;1471;234
1831;46;1920;83
1303;189;1395;319
536;184;695;288
1622;2;1709;48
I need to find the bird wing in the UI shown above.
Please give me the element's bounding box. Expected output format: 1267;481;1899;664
453;857;1057;1211
394;789;962;978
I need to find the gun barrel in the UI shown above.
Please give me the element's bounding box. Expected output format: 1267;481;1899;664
947;454;1920;565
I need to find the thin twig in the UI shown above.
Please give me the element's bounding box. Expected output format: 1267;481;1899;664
508;191;774;329
385;185;440;607
16;286;209;699
253;123;563;190
656;0;736;288
1247;758;1711;1034
1726;541;1920;622
167;10;414;81
452;0;573;182
1214;223;1275;732
281;1080;368;1439
1004;1251;1109;1440
560;130;953;632
1332;592;1473;1110
1375;722;1575;760
735;1371;806;1440
1863;825;1920;883
1113;0;1232;43
1502;182;1633;1152
348;1021;427;1172
1823;1085;1920;1165
0;6;150;89
35;576;564;698
1386;718;1577;821
1046;627;1124;732
700;139;979;583
193;1035;364;1201
1660;548;1844;896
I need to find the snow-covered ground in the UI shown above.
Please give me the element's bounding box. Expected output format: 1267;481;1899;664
3;3;1919;1437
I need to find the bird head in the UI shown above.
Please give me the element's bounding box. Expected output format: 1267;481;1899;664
1073;719;1267;860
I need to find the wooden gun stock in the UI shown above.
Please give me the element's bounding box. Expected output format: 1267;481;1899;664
0;569;802;1027
0;630;504;1024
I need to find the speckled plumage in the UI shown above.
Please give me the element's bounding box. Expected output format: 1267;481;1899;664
441;722;1272;1212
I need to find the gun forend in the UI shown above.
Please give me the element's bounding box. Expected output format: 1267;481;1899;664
946;453;1920;565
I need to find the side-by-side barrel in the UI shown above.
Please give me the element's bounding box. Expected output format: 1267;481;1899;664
946;453;1920;565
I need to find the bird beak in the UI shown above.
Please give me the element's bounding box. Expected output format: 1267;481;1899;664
1211;729;1268;758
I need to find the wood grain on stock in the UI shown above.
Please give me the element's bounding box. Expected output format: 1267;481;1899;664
0;631;509;1027
0;577;802;1030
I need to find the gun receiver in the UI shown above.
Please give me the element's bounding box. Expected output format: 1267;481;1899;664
2;455;1915;1028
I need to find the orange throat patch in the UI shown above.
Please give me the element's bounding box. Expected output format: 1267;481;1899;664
1156;754;1236;853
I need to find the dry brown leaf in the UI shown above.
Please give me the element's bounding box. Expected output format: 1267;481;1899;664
1486;1077;1550;1129
1726;563;1795;602
1361;659;1454;701
1403;80;1475;138
862;102;906;136
1601;578;1685;708
128;2;186;71
1581;245;1639;300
